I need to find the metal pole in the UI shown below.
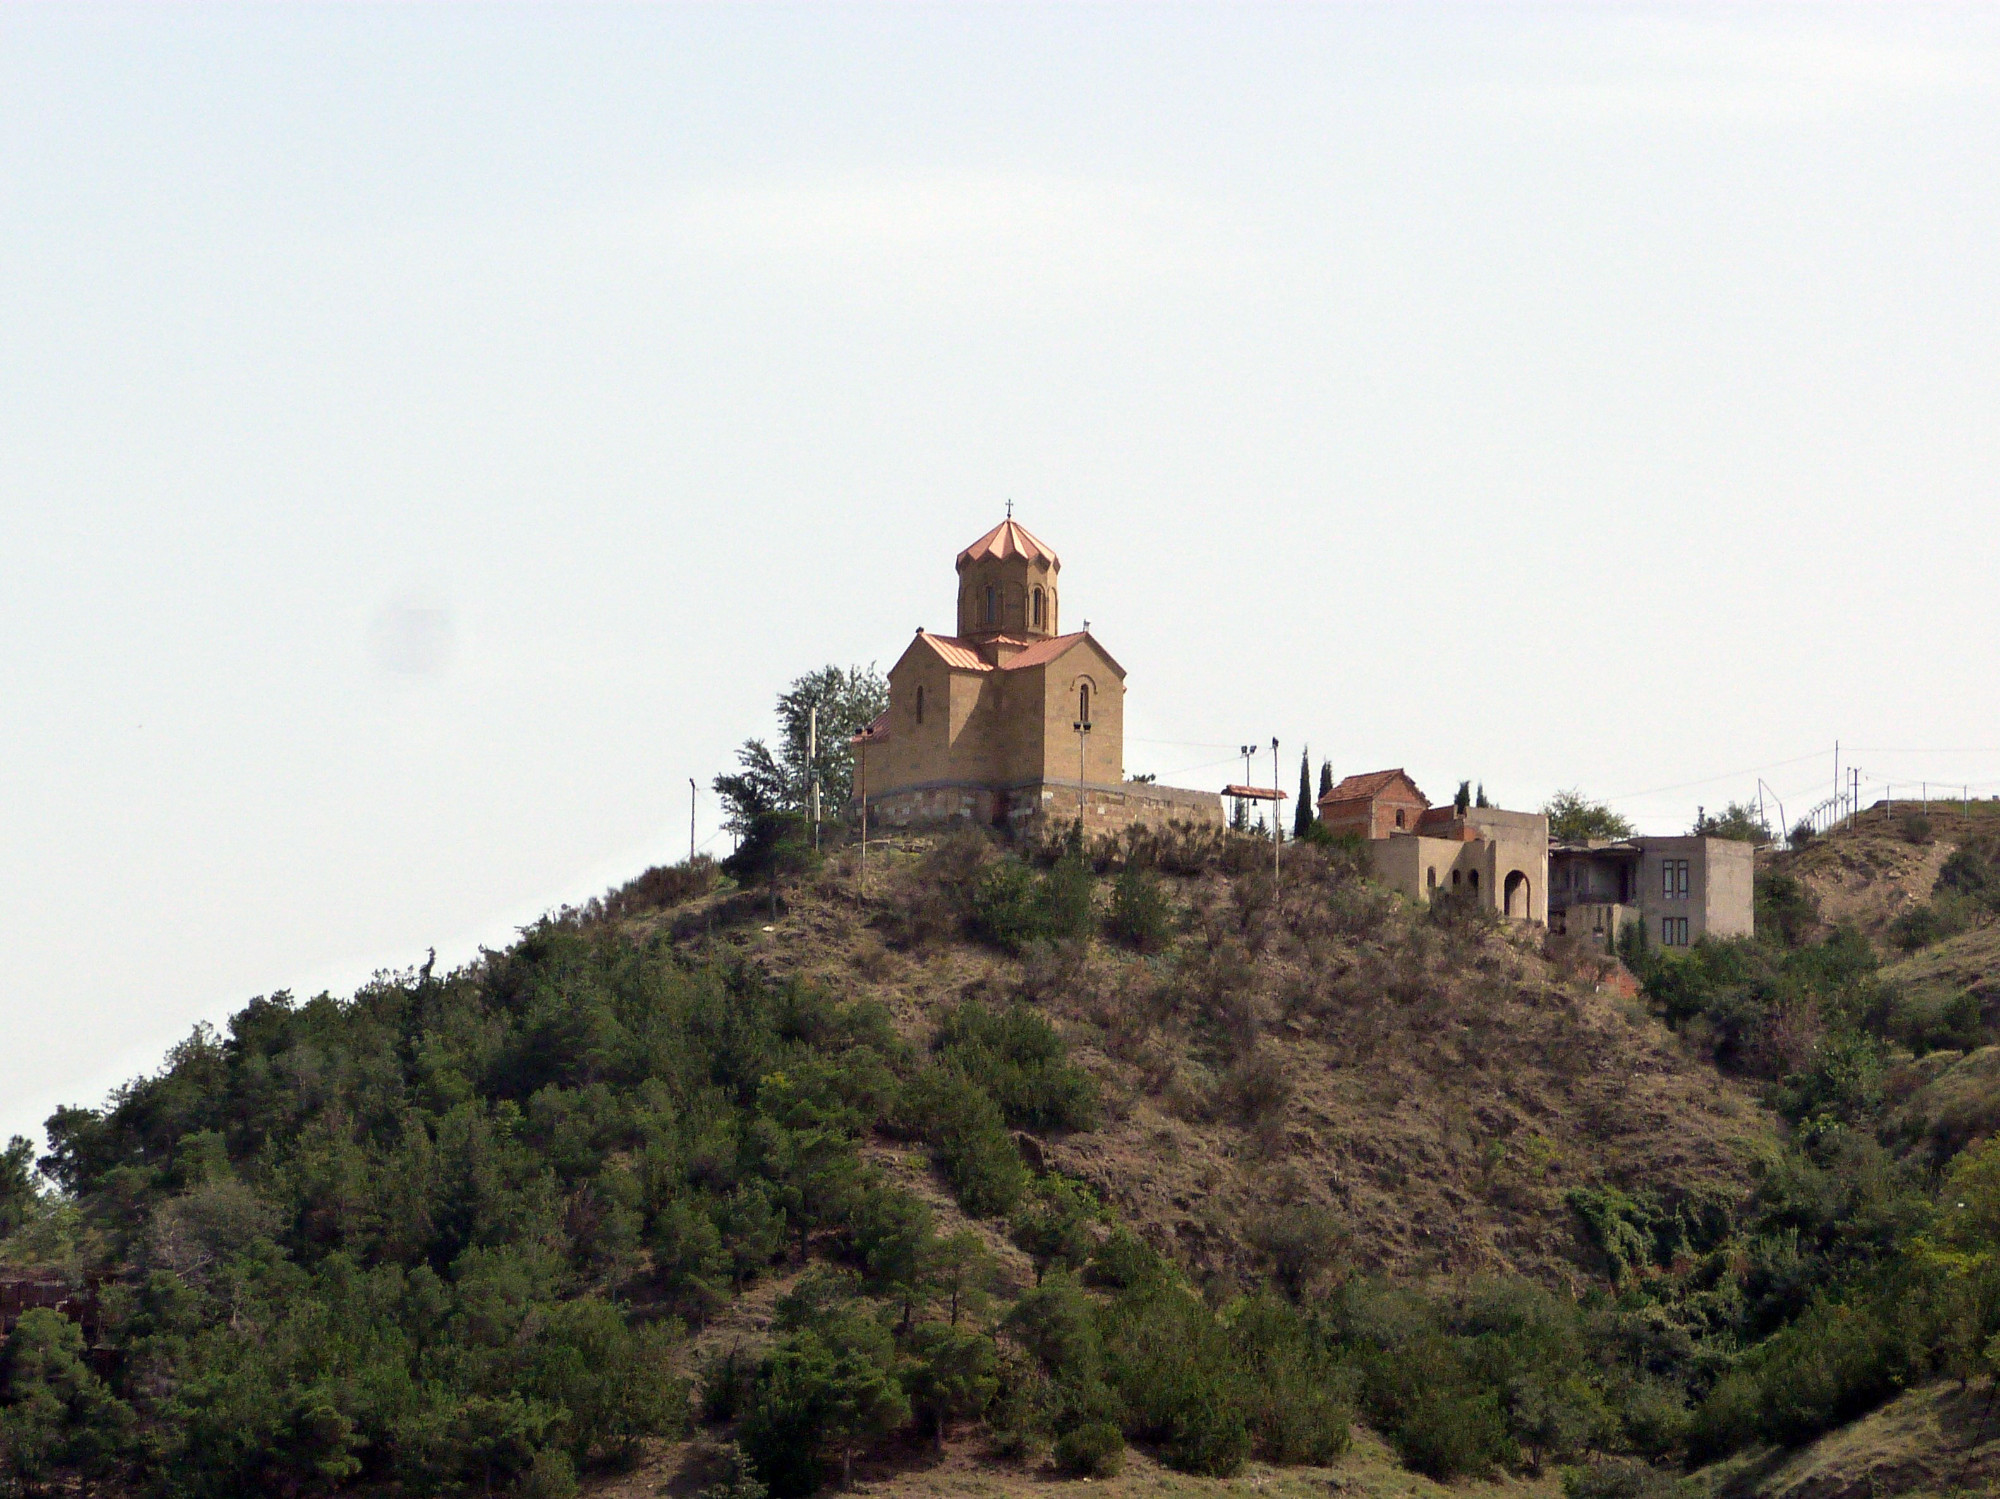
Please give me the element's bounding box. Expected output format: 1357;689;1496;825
1271;737;1281;883
689;778;697;864
809;704;820;852
859;741;868;900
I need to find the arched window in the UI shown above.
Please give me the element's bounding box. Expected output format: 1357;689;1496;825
1032;588;1044;629
1426;867;1436;892
1394;808;1406;829
1468;870;1480;892
915;685;925;725
1451;869;1461;887
984;585;996;625
1077;682;1091;726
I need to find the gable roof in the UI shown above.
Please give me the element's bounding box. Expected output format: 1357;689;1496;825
913;631;993;672
1320;768;1429;806
1000;630;1126;678
957;518;1059;570
849;711;890;746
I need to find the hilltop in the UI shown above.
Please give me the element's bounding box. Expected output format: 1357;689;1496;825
6;805;2000;1499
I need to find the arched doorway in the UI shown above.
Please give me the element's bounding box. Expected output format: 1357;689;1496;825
1504;870;1530;918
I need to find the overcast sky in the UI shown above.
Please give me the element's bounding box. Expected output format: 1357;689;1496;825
4;4;1997;1148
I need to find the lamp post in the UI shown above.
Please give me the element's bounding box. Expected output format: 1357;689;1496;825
1073;718;1093;819
1271;737;1281;883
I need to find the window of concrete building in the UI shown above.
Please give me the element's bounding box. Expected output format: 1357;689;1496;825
1395;808;1405;828
1468;870;1479;892
1661;859;1690;899
1427;868;1436;893
1505;870;1530;917
1660;916;1689;945
915;686;925;725
1451;870;1461;887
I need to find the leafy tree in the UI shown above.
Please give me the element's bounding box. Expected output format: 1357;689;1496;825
1543;790;1632;841
714;665;888;836
1693;801;1771;842
1011;1177;1102;1285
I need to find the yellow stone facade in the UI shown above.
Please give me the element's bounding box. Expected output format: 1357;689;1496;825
852;519;1221;833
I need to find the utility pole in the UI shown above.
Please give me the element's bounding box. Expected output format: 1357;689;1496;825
1834;741;1840;821
1238;744;1255;833
858;737;868;900
1074;718;1093;818
688;778;697;864
1271;737;1281;883
808;704;821;852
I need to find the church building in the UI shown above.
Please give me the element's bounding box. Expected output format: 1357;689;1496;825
851;517;1221;834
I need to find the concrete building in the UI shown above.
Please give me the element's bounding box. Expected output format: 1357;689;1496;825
1316;770;1549;923
1548;837;1756;951
851;518;1223;835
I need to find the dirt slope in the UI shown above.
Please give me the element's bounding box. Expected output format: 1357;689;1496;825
640;837;1779;1291
1702;1380;2000;1499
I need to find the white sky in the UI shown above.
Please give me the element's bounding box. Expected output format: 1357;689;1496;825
4;4;1998;1149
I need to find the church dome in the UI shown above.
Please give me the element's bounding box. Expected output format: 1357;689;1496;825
956;518;1060;572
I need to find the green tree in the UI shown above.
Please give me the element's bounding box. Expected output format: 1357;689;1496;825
1455;781;1472;814
1693;801;1771;842
903;1323;999;1450
922;1229;999;1327
1319;761;1334;799
0;1137;37;1237
1293;749;1315;839
742;1315;909;1495
714;665;888;834
0;1308;134;1489
848;1184;934;1326
1543;790;1634;842
1011;1177;1102;1285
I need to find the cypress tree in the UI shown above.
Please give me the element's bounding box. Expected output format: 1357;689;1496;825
1455;781;1471;815
1319;761;1333;799
1294;748;1315;839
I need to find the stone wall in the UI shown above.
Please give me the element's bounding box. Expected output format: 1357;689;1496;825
856;778;1220;836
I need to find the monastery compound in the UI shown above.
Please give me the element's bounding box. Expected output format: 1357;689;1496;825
851;517;1753;947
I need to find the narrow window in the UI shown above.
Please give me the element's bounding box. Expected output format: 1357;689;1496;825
915;685;925;725
1427;868;1437;892
1032;588;1044;628
1662;916;1673;944
1677;860;1691;897
1395;808;1405;829
985;585;996;625
1451;870;1461;887
1077;683;1091;725
1468;870;1479;891
1662;862;1674;899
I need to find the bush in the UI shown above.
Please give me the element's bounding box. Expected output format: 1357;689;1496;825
1107;868;1174;951
968;854;1097;953
1901;814;1934;846
1053;1419;1125;1477
1561;1456;1694;1499
1888;898;1971;953
899;1070;1028;1218
932;1003;1099;1133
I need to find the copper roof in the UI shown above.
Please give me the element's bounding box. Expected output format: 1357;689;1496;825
849;711;890;745
999;631;1084;670
1321;768;1429;805
915;632;994;671
956;518;1059;570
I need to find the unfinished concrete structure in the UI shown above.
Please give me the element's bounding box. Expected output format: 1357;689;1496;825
1317;770;1549;923
1549;837;1756;951
851;518;1223;835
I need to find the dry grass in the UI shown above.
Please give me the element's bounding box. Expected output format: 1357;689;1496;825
625;834;1779;1292
1699;1380;2000;1499
593;1420;1566;1499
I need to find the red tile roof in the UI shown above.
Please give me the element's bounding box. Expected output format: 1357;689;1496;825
849;711;890;745
1321;768;1429;805
957;518;1059;570
1223;784;1288;801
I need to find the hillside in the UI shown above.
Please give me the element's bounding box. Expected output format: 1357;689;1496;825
8;810;2000;1499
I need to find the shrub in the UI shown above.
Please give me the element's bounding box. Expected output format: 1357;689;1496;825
1888;898;1970;953
1053;1419;1125;1477
1561;1456;1695;1499
932;1002;1099;1133
1107;868;1174;951
899;1070;1027;1218
1901;814;1934;846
